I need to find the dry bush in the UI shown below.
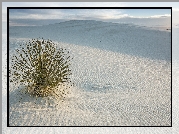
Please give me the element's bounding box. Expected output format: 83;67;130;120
10;38;73;99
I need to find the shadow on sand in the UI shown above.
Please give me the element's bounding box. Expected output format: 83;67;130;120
9;20;171;61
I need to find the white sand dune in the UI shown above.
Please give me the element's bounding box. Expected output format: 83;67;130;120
10;20;171;61
8;20;171;126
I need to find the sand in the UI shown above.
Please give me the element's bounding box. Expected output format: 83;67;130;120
7;20;171;126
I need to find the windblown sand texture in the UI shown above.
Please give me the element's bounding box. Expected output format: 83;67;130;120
8;20;171;126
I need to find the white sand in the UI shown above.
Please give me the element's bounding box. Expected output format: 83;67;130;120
8;20;171;126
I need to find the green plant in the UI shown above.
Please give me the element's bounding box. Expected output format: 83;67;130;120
10;38;72;99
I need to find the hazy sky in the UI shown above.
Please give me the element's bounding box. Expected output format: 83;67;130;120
9;9;171;19
2;2;179;27
8;9;171;27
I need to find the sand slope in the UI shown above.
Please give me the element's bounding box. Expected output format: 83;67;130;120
9;20;171;126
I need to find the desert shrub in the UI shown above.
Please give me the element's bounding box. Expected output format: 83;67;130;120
10;38;73;99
